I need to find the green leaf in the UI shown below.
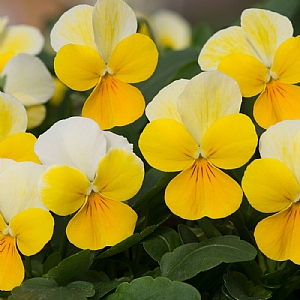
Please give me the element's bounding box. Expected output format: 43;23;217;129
46;250;94;286
143;226;182;261
106;276;201;300
178;224;199;244
43;252;61;274
9;278;94;300
192;23;214;49
160;236;257;281
255;0;300;18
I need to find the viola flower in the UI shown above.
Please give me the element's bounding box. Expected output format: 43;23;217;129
35;117;144;250
0;16;44;72
50;0;158;130
198;8;300;129
242;120;300;264
139;71;257;220
1;54;55;129
0;91;40;163
0;161;54;291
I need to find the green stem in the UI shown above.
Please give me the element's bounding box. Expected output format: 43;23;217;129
24;256;32;279
197;217;222;238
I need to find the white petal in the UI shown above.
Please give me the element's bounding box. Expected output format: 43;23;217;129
103;131;133;152
0;17;8;35
178;71;242;145
34;117;107;181
0;158;16;173
93;0;137;63
0;162;46;223
26;105;46;129
3;54;55;106
146;79;188;122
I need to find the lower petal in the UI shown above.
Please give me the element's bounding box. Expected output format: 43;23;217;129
165;159;242;220
82;75;145;130
0;235;24;291
254;80;300;129
66;192;137;250
255;205;300;264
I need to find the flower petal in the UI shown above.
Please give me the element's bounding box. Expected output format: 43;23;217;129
35;117;107;181
241;8;293;68
0;132;41;163
82;75;145;130
253;80;300;129
50;4;97;52
0;234;24;291
272;36;300;84
92;0;137;63
54;44;105;91
138;118;197;172
218;53;268;97
178;71;242;145
93;148;144;201
242;158;298;213
10;208;54;256
254;205;300;264
103;131;133;152
26;105;46;129
40;165;90;216
145;79;188;122
108;33;158;83
201;114;257;169
165;159;242;220
66;192;137;250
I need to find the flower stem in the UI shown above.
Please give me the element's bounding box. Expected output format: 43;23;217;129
197;217;222;238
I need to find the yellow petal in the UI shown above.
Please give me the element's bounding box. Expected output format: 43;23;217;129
0;214;6;232
272;36;300;84
108;33;158;83
138;118;198;172
40;165;90;216
10;208;54;256
242;158;299;213
218;53;268;97
0;234;24;291
254;205;300;264
0;132;40;163
198;26;260;70
201;114;257;169
82;75;145;130
165;159;242;220
54;44;105;91
66;192;137;250
0;51;14;73
93;148;144;201
26;105;46;129
241;8;293;68
92;0;137;63
253;80;300;129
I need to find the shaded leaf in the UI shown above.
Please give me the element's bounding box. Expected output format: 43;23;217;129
178;224;199;244
43;252;61;274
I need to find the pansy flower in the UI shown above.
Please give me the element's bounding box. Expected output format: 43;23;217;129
139;71;257;220
35;117;144;250
242;120;300;264
50;0;158;130
199;8;300;129
0;161;54;291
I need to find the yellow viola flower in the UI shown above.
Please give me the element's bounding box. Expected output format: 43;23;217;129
0;91;40;163
35;117;144;250
1;54;55;129
139;71;258;220
242;120;300;264
50;0;158;130
198;8;300;129
0;16;44;72
0;161;54;291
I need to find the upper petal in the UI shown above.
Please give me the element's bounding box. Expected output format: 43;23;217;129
103;131;133;152
92;0;137;63
178;71;242;145
26;105;46;129
50;4;97;52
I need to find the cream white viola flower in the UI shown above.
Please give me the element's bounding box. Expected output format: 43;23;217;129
35;117;144;250
0;161;54;291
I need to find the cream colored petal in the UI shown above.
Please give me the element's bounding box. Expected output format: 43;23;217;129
0;17;8;35
241;8;293;68
259;120;300;184
103;131;133;152
145;79;188;122
0;24;44;55
178;71;242;145
35;116;107;181
50;5;97;52
92;0;137;63
198;26;259;70
0;162;46;224
3;54;55;106
26;105;46;129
